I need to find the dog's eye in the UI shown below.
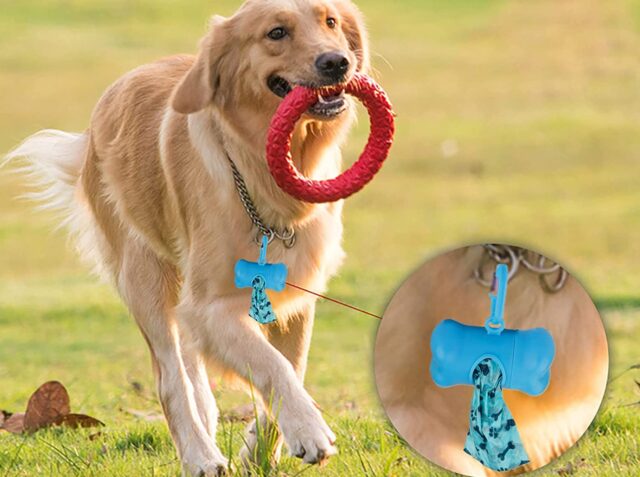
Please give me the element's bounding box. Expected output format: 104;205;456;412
267;27;288;40
326;17;337;29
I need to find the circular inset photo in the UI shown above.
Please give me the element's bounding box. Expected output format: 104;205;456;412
374;244;608;476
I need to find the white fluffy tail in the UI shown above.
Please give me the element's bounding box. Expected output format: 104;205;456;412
3;129;87;228
4;129;114;281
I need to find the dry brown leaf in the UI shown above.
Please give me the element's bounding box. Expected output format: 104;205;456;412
54;413;104;429
24;381;71;433
2;381;104;435
0;410;11;427
2;413;26;434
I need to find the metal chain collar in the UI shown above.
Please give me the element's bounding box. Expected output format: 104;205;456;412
474;244;568;293
226;153;296;248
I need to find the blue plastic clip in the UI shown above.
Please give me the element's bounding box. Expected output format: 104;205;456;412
484;263;508;335
429;264;555;396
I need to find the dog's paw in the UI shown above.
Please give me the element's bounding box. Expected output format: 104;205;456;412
279;401;337;465
183;456;229;477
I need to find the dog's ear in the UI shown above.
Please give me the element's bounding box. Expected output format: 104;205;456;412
338;1;370;73
172;16;229;114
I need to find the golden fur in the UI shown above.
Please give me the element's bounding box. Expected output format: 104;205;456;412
374;246;609;477
6;0;369;475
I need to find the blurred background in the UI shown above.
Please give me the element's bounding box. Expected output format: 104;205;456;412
0;1;638;475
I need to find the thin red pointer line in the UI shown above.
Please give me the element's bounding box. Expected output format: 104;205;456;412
286;282;382;320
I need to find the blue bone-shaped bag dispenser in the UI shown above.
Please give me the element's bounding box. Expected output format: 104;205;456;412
235;236;288;292
429;264;555;396
235;236;288;324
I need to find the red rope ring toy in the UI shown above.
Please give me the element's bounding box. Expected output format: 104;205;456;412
266;73;395;203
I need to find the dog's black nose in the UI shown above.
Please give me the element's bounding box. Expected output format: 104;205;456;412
315;52;350;81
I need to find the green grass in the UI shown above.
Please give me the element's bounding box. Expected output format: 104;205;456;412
1;0;639;475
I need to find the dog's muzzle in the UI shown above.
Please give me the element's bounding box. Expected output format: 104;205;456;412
267;75;348;119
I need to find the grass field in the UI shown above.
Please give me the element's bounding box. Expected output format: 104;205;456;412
1;0;639;475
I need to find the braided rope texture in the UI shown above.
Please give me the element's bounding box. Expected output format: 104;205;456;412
266;73;396;203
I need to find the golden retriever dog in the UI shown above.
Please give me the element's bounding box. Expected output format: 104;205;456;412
374;246;608;476
5;0;369;475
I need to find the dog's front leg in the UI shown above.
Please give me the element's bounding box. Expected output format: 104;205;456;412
181;297;336;465
240;303;316;468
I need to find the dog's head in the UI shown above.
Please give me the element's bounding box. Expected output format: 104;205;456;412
172;0;369;122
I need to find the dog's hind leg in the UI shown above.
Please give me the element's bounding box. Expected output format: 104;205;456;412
239;304;316;469
117;241;228;477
